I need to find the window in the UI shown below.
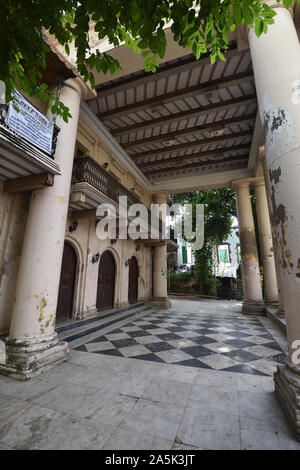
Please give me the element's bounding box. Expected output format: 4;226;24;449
218;244;230;264
182;246;187;264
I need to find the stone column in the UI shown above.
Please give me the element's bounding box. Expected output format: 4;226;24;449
259;149;285;315
253;177;278;305
232;180;264;314
151;192;171;310
0;78;87;380
249;2;300;439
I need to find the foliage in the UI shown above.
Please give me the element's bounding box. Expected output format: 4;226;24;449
0;1;296;120
172;188;236;294
167;269;195;293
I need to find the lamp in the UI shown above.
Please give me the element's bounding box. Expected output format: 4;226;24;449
92;252;100;263
69;220;78;232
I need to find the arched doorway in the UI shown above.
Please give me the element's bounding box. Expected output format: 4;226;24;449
96;251;116;310
56;241;77;322
128;256;138;304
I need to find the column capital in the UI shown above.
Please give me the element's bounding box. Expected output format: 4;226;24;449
252;176;265;189
151;190;169;205
63;77;96;102
232;179;251;190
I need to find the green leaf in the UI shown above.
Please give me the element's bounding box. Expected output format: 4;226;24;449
233;5;243;25
255;18;264;37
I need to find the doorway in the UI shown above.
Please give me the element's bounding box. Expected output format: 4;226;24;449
128;256;138;304
56;241;77;322
96;251;116;310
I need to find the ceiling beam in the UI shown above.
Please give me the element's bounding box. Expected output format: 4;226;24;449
95;43;242;96
138;143;250;169
122;112;256;148
111;95;257;137
146;155;249;177
99;70;253;120
131;130;252;160
3;173;54;193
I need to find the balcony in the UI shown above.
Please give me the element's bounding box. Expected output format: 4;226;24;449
0;102;61;192
70;155;178;248
70;155;141;211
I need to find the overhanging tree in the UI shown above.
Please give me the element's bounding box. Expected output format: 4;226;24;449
0;0;296;120
172;188;237;294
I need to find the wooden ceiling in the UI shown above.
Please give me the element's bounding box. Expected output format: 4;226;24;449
87;43;257;183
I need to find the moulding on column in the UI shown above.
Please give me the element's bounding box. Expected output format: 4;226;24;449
242;300;265;315
148;298;171;310
0;334;69;381
275;362;300;441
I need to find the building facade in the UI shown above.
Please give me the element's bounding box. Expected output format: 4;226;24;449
1;0;300;440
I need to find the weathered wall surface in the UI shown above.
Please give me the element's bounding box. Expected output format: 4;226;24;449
0;191;30;334
65;212;153;319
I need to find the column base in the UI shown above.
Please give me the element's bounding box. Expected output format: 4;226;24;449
265;301;279;308
242;300;265;315
0;333;69;381
149;298;172;310
276;307;285;317
274;362;300;442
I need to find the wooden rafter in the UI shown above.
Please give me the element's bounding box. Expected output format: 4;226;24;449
122;113;256;148
138;143;250;169
99;71;254;120
130;130;252;160
95;43;242;96
111;95;257;137
145;155;248;176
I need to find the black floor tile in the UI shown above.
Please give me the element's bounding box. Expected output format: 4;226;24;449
181;345;215;358
188;336;218;345
128;330;152;338
222;364;268;376
175;358;214;369
146;342;174;353
110;338;139;348
156;333;182;341
133;353;165;363
224;339;257;348
223;349;260;363
95;348;123;357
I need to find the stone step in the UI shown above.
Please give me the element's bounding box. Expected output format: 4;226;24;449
57;303;154;347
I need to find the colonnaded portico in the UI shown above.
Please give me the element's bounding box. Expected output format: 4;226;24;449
1;0;300;443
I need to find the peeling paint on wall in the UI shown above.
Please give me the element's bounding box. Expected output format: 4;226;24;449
261;92;294;159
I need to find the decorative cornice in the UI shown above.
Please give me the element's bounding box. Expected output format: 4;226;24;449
80;102;153;191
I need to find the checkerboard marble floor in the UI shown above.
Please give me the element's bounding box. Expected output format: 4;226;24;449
1;300;298;450
72;300;286;376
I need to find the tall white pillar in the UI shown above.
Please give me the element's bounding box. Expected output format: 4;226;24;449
249;2;300;439
259;149;285;315
232;180;264;314
0;78;88;380
253;177;278;304
151;192;171;309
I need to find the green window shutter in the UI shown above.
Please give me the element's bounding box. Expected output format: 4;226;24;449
182;246;187;264
219;247;229;263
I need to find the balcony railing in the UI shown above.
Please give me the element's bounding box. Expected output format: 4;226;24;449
72;155;143;207
72;156;178;243
0;103;59;160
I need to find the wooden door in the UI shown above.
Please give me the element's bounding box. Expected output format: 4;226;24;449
96;251;115;310
56;242;77;322
128;256;138;304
